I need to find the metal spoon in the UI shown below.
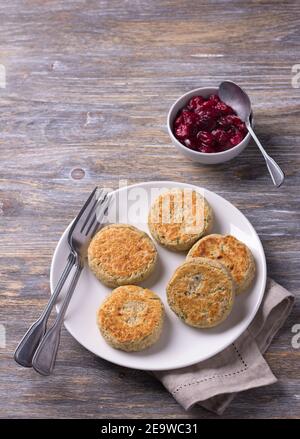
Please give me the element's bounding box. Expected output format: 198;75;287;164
219;80;284;188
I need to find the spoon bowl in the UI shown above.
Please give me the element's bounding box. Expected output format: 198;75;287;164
218;81;252;122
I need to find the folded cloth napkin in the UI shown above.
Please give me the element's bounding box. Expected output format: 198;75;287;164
154;278;294;415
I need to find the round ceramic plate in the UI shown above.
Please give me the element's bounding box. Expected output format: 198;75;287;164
51;181;266;371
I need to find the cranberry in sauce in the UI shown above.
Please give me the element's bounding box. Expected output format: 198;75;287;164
173;94;247;153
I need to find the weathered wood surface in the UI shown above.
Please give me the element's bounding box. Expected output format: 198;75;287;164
0;0;299;419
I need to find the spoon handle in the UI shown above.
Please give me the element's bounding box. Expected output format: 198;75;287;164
246;123;284;188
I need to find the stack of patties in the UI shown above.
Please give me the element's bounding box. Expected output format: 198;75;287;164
148;189;255;328
187;234;255;296
88;224;164;351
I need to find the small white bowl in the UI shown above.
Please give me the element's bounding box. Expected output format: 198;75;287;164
167;86;252;164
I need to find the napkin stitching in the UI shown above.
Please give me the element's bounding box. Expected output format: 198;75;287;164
233;342;248;369
172;343;248;394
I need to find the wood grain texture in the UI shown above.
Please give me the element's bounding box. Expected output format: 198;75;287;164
0;0;299;419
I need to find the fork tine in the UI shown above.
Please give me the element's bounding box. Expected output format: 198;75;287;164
67;187;98;241
90;202;111;238
85;194;111;237
80;189;104;233
84;192;107;236
85;193;110;236
90;222;100;239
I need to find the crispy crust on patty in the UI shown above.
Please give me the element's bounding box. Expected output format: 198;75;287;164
148;188;213;252
166;258;235;328
187;234;255;294
88;224;157;288
97;285;164;351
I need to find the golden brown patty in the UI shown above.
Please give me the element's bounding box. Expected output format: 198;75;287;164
88;224;157;288
148;188;213;252
167;258;235;328
187;234;255;294
97;285;164;351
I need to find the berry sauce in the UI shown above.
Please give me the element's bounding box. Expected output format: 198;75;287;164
173;94;247;153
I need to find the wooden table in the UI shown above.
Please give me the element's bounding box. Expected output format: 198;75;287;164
0;0;299;419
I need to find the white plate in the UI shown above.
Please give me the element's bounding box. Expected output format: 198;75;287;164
51;181;266;371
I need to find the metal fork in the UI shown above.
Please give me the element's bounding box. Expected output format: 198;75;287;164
31;189;111;375
14;187;110;372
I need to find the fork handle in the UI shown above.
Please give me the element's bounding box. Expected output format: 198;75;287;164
14;253;75;367
32;263;83;376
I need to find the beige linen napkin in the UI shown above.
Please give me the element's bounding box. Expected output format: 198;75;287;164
154;278;294;414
